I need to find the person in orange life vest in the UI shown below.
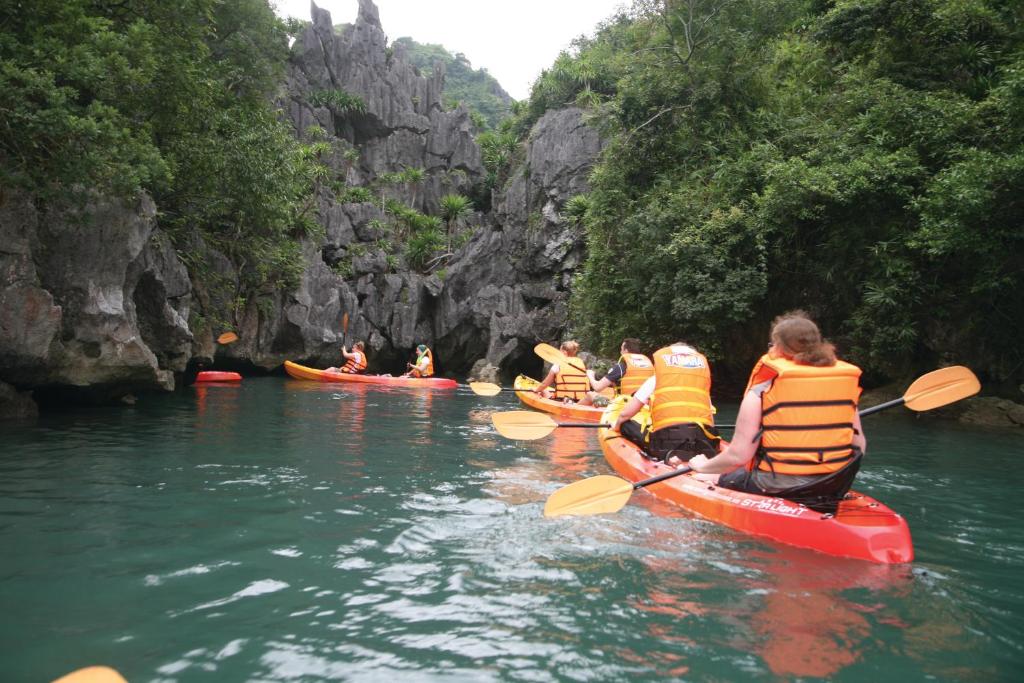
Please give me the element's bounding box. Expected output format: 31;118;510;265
326;341;367;374
403;344;435;378
578;338;654;406
534;340;589;403
612;342;721;462
687;311;866;508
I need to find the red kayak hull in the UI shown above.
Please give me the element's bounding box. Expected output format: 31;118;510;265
599;403;914;564
195;371;242;382
284;360;457;389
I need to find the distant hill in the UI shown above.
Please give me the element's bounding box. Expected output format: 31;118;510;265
393;37;514;128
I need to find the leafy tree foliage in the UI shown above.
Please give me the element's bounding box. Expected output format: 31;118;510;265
527;0;1024;389
393;37;513;128
1;0;321;299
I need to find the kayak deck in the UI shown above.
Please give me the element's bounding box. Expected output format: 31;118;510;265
514;374;607;423
284;360;458;389
599;399;913;564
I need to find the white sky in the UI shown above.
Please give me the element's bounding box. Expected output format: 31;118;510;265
272;0;626;100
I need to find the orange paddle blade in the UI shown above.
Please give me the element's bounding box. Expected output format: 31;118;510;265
904;365;980;412
52;667;128;683
544;475;634;517
469;382;503;397
217;332;238;344
491;410;558;440
534;342;569;366
342;312;349;333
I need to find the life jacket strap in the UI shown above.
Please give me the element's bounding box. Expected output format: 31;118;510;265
762;422;854;431
762;399;856;416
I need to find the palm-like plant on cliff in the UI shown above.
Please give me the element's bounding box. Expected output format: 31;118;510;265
439;193;473;252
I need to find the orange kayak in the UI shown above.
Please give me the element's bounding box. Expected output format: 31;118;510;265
513;374;607;423
195;371;242;382
284;360;458;389
599;398;914;564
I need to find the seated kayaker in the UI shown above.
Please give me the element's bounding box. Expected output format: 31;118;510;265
687;311;866;511
534;341;589;403
578;338;653;406
612;342;720;462
326;341;367;374
403;344;435;378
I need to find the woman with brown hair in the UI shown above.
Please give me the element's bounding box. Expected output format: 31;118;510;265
687;311;866;508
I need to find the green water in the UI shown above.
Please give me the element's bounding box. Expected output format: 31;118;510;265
1;378;1021;682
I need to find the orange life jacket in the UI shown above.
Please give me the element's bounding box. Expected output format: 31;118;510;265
619;353;654;395
554;357;588;401
650;345;714;432
341;350;367;374
411;348;434;377
746;354;863;476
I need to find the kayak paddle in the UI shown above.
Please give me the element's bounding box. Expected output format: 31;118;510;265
544;365;981;518
491;410;609;438
341;312;349;349
534;342;569;366
492;410;610;439
51;667;127;683
217;331;238;344
469;382;534;397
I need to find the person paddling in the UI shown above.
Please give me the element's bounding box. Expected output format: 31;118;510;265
403;344;435;378
579;338;653;406
612;342;720;462
687;311;865;510
534;341;589;403
326;341;367;374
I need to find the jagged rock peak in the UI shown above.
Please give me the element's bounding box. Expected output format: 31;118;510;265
357;0;382;29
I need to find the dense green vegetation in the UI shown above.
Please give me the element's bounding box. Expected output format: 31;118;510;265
512;0;1023;390
393;37;513;128
0;0;321;321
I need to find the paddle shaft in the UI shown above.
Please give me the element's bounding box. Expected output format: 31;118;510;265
633;466;693;490
716;396;905;430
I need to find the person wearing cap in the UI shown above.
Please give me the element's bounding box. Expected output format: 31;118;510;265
403;344;435;378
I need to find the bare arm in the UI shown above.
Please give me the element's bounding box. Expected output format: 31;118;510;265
535;367;557;392
688;390;762;474
613;396;645;430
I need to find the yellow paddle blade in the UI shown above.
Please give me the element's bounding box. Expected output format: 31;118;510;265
534;342;568;366
52;667;127;683
491;410;557;440
904;365;980;412
469;382;503;397
217;331;238;345
544;475;634;517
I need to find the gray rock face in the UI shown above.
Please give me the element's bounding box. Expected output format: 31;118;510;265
247;1;603;378
0;191;192;401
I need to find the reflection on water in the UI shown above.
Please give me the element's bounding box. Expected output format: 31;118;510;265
0;379;1021;681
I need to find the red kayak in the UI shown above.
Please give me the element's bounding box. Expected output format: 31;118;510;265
284;360;458;389
600;399;913;564
195;371;242;382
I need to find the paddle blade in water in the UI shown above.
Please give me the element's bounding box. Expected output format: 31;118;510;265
491;410;557;440
52;667;128;683
534;342;568;366
544;475;634;517
217;332;238;345
904;366;980;412
469;382;503;397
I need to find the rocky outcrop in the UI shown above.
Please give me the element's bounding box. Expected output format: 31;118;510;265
958;397;1024;428
233;1;603;377
0;191;192;407
430;107;603;373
